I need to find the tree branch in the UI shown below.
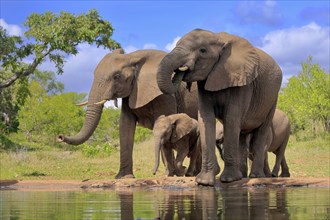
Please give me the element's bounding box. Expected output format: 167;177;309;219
0;51;50;89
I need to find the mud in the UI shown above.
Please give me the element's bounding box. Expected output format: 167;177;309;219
1;177;329;191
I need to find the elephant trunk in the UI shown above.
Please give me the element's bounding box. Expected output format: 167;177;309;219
157;48;185;94
58;81;106;145
153;137;162;175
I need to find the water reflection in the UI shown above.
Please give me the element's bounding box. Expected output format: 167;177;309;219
1;187;329;220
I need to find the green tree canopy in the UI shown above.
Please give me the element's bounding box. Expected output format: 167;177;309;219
278;57;330;135
0;9;120;88
18;80;86;143
0;69;65;133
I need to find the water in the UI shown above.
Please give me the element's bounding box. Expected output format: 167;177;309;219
1;187;329;220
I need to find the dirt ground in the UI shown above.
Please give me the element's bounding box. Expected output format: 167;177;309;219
1;177;329;191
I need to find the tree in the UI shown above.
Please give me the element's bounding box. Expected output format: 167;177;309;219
278;57;330;135
0;9;120;88
0;70;29;132
18;80;86;143
0;69;65;133
30;70;64;95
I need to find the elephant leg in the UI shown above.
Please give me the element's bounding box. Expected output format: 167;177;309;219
276;134;290;177
116;98;136;179
220;121;242;183
196;96;220;186
250;105;276;178
279;157;290;177
186;140;200;177
239;133;248;178
175;158;186;177
163;142;175;176
174;143;189;176
271;151;282;177
249;131;268;178
263;152;272;177
249;124;275;178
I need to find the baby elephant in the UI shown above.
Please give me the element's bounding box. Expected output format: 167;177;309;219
216;109;291;177
153;113;201;177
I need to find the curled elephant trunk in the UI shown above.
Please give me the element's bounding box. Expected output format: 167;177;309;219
58;104;103;145
58;78;107;145
157;49;185;94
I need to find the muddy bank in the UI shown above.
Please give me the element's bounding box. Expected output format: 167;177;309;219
1;177;329;191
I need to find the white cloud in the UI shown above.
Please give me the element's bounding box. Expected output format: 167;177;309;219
259;22;330;83
0;18;23;36
235;0;282;26
38;43;110;95
165;36;181;51
123;43;157;53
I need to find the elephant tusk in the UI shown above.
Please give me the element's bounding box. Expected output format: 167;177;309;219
94;100;107;105
75;101;88;106
178;66;189;71
113;98;118;108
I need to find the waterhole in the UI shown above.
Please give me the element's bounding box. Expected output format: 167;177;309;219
1;187;329;219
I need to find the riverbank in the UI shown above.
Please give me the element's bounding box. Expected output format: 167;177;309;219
1;177;329;191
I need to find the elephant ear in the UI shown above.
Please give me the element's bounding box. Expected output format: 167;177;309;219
205;32;259;91
171;114;194;143
129;51;165;109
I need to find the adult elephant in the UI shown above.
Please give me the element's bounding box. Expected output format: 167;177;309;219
58;49;198;179
157;29;282;185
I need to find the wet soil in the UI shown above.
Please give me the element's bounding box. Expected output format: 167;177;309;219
1;177;329;191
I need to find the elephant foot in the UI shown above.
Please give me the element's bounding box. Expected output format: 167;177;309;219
175;166;186;177
164;169;175;177
220;166;243;183
271;173;278;177
196;170;216;186
115;170;135;179
265;171;273;177
279;172;290;177
185;166;195;177
266;173;273;177
115;174;134;179
249;170;265;178
220;166;242;183
175;170;185;177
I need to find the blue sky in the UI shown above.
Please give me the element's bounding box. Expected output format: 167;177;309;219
1;1;329;96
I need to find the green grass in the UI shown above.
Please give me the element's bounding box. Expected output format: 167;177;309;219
0;134;329;180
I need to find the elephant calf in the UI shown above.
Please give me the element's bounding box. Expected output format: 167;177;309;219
216;109;291;177
153;113;201;177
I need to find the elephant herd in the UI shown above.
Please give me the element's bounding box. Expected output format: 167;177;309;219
58;28;291;186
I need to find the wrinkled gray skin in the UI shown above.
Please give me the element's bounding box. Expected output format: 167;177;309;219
153;113;201;177
58;49;198;179
217;109;291;177
262;109;291;177
157;29;282;185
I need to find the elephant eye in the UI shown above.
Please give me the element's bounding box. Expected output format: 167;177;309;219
113;73;121;80
199;48;207;53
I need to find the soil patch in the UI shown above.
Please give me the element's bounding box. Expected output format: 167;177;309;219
1;177;329;191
